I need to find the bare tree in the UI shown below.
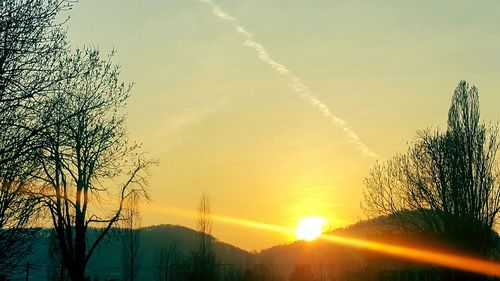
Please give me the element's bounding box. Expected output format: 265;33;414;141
364;81;499;280
0;158;39;275
156;243;185;281
122;192;141;281
198;193;213;263
0;0;72;275
34;48;153;281
0;0;71;164
189;193;217;281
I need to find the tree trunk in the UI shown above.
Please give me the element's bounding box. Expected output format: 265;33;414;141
67;263;86;281
70;211;87;281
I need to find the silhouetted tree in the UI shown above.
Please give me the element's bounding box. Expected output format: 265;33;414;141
35;48;153;281
189;193;217;281
0;0;71;165
156;243;186;281
364;81;499;280
0;0;72;275
122;192;141;281
0;166;38;275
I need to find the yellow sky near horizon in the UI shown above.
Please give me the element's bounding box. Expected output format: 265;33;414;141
66;0;500;251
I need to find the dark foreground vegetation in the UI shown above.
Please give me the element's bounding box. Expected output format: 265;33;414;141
0;1;499;281
1;1;153;281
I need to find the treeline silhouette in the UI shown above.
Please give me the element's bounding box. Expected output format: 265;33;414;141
1;261;302;281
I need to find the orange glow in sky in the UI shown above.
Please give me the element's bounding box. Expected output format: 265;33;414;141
157;204;500;277
319;234;500;277
67;0;500;251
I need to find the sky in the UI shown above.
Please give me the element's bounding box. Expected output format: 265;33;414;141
66;0;500;251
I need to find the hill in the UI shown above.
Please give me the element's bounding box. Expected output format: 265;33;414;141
13;212;498;281
18;224;252;281
257;212;500;280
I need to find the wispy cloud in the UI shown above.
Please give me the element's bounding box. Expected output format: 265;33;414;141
198;0;379;158
148;100;228;155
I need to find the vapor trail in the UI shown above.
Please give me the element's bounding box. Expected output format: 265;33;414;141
198;0;380;158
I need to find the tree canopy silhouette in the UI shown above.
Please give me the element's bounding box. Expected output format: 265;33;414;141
364;81;499;279
34;48;153;281
0;0;70;165
0;0;72;276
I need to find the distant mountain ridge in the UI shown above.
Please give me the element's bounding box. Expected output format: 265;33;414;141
20;224;252;281
16;212;498;280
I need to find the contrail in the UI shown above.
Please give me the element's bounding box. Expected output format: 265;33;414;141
198;0;380;158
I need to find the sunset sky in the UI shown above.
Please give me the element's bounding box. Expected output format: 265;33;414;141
67;0;500;251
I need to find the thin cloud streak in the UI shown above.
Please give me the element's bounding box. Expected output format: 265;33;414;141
198;0;380;158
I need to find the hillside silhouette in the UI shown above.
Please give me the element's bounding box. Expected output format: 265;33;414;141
17;212;498;281
13;214;429;278
21;225;251;281
257;212;500;280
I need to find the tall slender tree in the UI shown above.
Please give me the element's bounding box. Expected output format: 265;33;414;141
190;193;217;281
364;81;499;280
122;192;141;281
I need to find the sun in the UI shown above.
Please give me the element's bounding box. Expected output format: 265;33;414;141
295;216;327;241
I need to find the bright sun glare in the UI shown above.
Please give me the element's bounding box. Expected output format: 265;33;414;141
295;216;326;241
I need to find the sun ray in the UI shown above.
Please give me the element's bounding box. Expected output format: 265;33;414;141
154;203;500;277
